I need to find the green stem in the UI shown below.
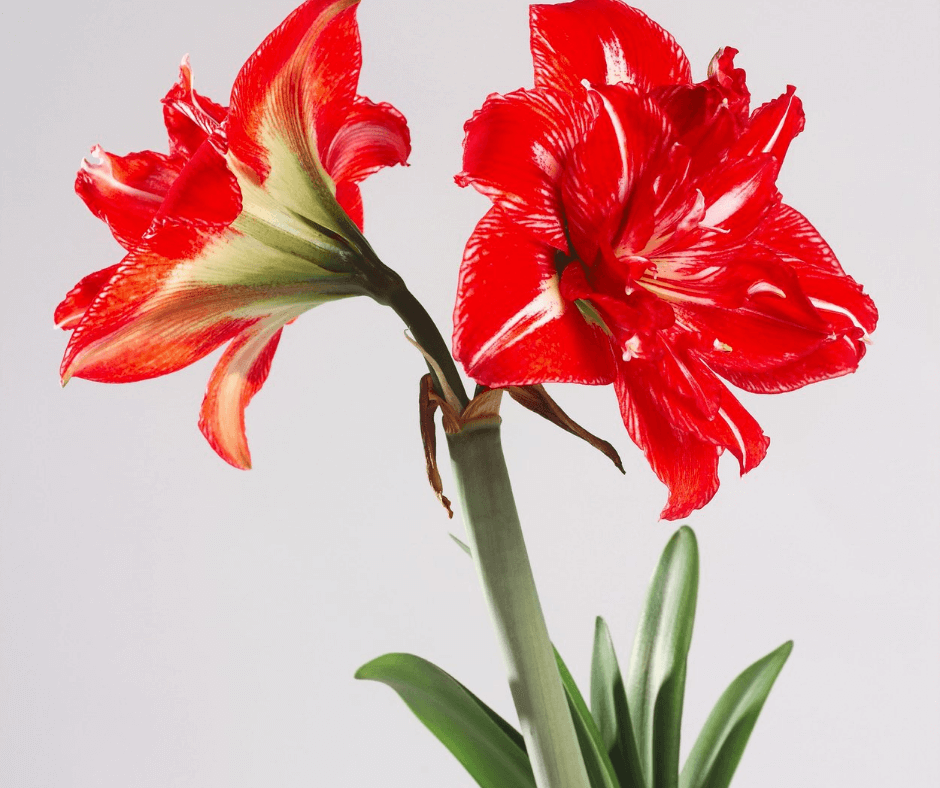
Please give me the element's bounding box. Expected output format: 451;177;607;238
447;424;592;788
362;247;586;787
384;282;470;409
346;228;469;409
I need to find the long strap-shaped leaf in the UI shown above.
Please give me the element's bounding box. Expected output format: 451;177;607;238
626;527;699;788
591;617;646;788
553;647;621;788
356;653;536;788
680;641;793;788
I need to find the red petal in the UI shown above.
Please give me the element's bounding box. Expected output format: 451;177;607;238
162;56;227;159
651;47;751;180
701;203;877;393
752;203;876;337
640;228;863;393
756;202;841;270
457;86;595;250
705;47;750;121
54;264;121;330
530;0;691;94
58;212;329;386
225;0;406;241
675;295;835;390
153;136;242;228
75;59;228;250
616;371;720;519
697;154;781;242
670;302;861;395
60;226;254;384
453;209;617;387
60;124;360;388
562;84;671;264
653;83;740;178
732;86;804;164
712;334;868;394
335;180;363;230
638;336;768;476
63;144;252;384
705;378;769;474
622;152;782;260
227;0;360;182
616;143;700;255
324;96;410;185
647;250;821;326
616;349;769;519
199;321;284;469
75;146;184;249
758;203;867;287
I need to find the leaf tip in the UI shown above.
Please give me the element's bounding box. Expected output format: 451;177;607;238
353;662;375;681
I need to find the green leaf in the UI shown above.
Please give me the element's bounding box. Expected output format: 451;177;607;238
356;653;535;788
679;641;793;788
626;526;699;788
553;647;620;788
591;617;646;788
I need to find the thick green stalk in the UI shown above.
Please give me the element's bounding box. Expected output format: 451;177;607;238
447;424;592;788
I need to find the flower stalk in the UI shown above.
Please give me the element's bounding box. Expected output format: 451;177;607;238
356;239;584;786
378;274;470;410
447;423;591;788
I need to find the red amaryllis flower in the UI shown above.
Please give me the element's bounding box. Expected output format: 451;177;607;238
453;0;877;519
56;0;410;469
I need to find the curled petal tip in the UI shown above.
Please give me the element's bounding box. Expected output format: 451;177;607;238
59;351;81;386
84;144;106;166
175;54;193;85
228;444;253;470
659;495;709;522
202;427;253;470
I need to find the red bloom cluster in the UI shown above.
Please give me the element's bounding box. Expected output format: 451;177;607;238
56;0;410;469
453;0;876;518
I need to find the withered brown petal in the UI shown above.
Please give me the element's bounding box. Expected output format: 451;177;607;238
506;384;625;473
419;374;454;518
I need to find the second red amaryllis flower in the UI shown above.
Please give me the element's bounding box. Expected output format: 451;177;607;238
453;0;877;518
56;0;410;469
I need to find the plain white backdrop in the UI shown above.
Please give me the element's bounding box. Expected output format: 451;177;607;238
1;0;938;785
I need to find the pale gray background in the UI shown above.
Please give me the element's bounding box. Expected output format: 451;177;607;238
1;0;937;785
